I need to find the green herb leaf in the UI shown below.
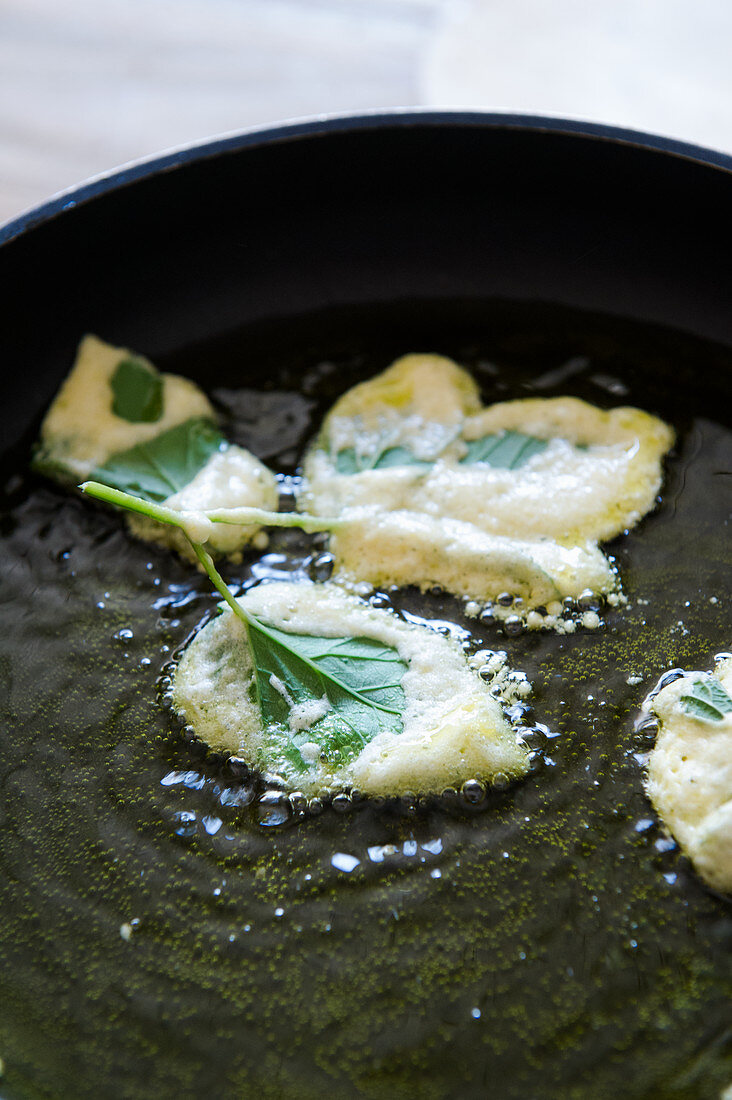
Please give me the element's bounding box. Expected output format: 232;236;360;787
335;445;429;474
92;417;225;502
680;678;732;722
334;430;548;474
111;358;164;423
460;431;548;468
246;623;407;770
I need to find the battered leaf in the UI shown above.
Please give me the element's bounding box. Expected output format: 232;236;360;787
679;677;732;722
93;417;225;502
80;481;407;771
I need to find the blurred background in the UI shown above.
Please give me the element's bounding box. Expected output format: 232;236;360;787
2;0;731;224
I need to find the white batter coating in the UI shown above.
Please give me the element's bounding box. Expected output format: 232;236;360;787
644;656;732;894
329;508;616;606
301;354;673;609
36;335;278;557
171;580;530;797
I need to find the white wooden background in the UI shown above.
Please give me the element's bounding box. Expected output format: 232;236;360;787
1;0;730;225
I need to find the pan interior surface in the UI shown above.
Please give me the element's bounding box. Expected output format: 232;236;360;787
0;292;730;1100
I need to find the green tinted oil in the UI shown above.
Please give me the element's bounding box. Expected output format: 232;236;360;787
0;301;730;1100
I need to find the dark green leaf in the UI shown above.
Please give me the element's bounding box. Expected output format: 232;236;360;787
111;358;163;423
245;618;407;771
335;445;429;474
680;677;732;722
460;431;548;468
93;417;225;502
334;430;548;474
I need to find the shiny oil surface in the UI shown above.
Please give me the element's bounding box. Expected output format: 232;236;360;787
0;302;730;1099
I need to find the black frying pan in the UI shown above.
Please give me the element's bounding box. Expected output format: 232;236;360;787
0;113;730;1100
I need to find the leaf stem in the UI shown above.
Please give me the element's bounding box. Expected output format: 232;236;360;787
80;481;189;528
190;540;252;623
204;506;343;532
80;481;341;535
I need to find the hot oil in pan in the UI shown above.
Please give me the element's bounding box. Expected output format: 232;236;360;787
0;302;730;1100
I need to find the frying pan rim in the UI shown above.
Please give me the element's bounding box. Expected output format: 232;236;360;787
2;107;732;247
